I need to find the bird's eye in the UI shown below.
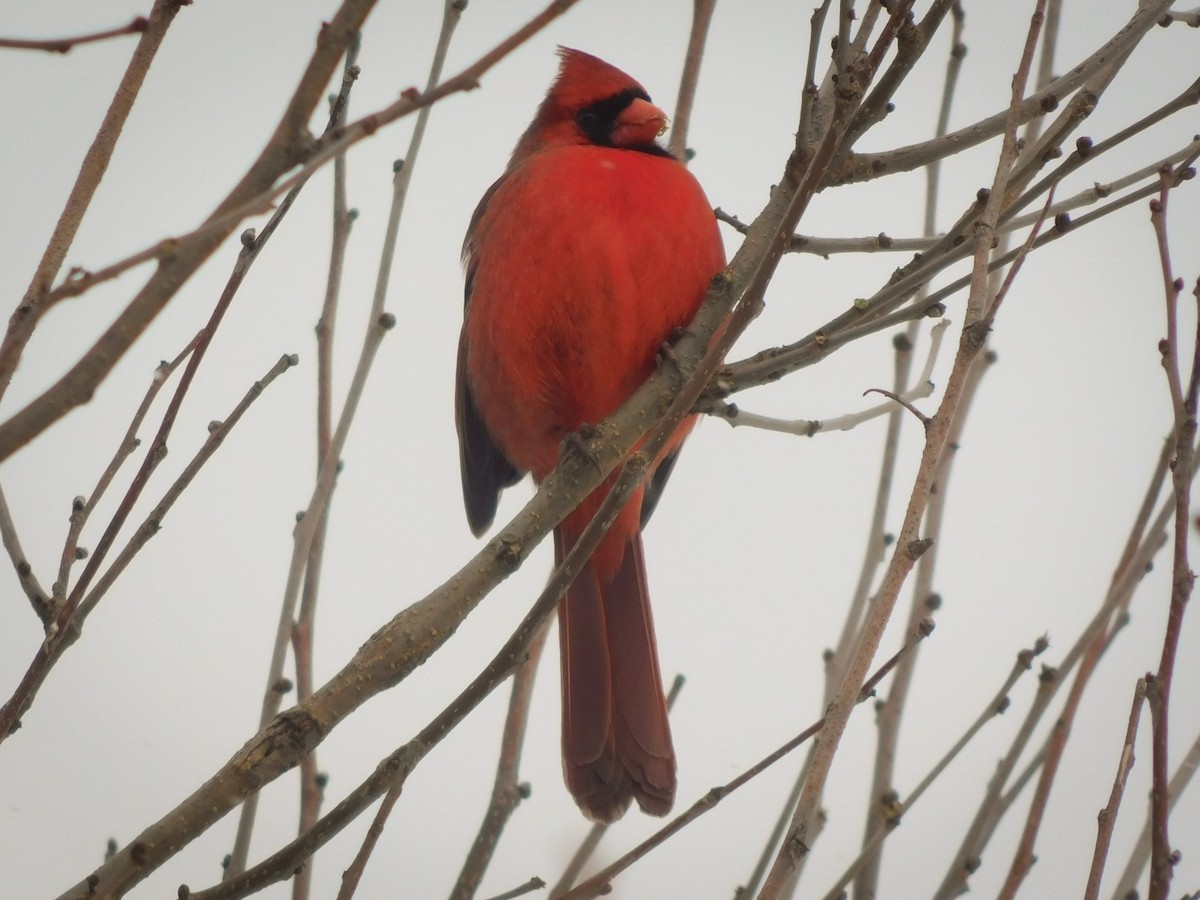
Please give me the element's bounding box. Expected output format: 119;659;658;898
576;110;599;131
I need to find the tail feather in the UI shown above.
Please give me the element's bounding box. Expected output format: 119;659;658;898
557;505;676;822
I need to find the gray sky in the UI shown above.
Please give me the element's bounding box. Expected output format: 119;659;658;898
1;1;1198;897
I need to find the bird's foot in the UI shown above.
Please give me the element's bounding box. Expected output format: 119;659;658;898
655;326;689;377
562;424;603;472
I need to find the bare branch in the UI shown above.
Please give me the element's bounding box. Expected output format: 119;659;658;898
290;35;361;900
1083;678;1147;900
712;319;949;437
0;0;580;465
0;483;51;621
0;16;148;53
822;638;1049;900
451;623;550;900
480;877;548;900
558;625;931;900
667;0;718;160
1145;170;1199;900
1110;725;1200;898
830;0;1175;187
0;0;183;406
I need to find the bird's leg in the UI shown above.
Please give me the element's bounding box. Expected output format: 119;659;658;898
561;423;603;472
655;326;689;378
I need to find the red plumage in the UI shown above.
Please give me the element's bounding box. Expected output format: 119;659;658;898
456;48;725;821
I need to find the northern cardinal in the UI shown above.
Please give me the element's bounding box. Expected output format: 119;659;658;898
455;48;725;822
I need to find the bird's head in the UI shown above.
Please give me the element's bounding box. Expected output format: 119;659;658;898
510;47;671;164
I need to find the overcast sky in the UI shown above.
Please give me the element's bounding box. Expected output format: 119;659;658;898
2;2;1199;898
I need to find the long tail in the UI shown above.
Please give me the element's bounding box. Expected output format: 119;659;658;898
555;497;675;822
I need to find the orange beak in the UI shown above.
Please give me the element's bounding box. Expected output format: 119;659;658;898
610;97;668;147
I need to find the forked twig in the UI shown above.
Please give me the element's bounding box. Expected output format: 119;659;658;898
821;638;1048;900
713;319;950;438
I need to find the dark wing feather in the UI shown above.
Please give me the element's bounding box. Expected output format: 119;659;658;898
456;315;522;537
457;176;524;536
639;448;681;529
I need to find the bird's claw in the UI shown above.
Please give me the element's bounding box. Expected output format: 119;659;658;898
655;326;688;376
562;424;603;472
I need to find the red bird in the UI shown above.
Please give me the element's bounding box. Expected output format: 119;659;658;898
456;48;725;821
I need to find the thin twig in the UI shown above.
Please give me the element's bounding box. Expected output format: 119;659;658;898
1145;171;1199;900
74;354;300;628
559;627;932;900
932;662;1060;900
0;483;51;621
797;0;834;148
56;337;198;616
0;16;149;52
291;36;362;900
713;319;949;437
667;0;718;161
756;5;1048;895
479;877;547;900
1083;678;1147;900
0;0;579;465
1109;725;1200;899
0;0;182;405
450;622;551;900
822;638;1048;900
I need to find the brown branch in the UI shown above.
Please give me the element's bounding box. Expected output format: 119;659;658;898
1083;678;1147;900
667;0;718;161
0;0;581;465
291;36;361;900
450;622;551;900
1146;171;1199;900
756;5;1046;893
1;61;362;740
856;346;991;898
0;16;148;53
0;0;183;406
559;626;931;900
829;0;1175;187
0;483;51;621
822;637;1048;900
1110;724;1200;897
480;877;548;900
